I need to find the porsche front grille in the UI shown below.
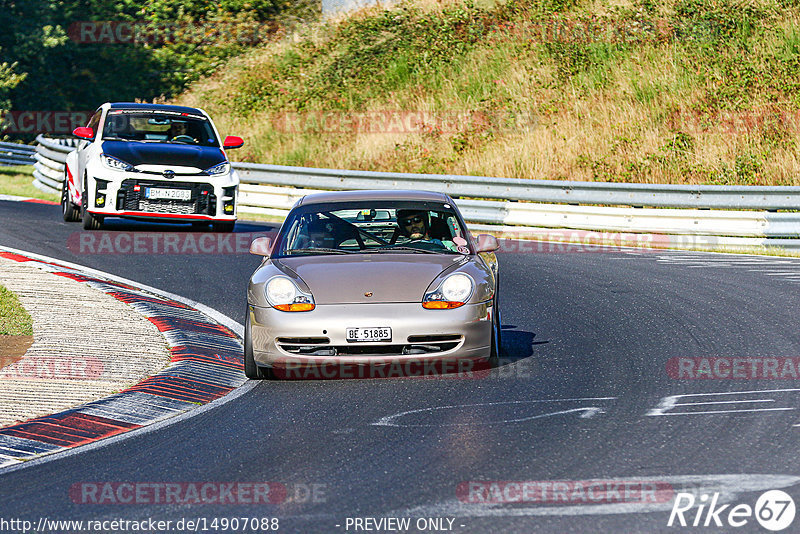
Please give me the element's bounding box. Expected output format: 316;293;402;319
276;335;463;356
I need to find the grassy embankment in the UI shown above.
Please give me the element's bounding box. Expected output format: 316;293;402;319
0;166;59;202
175;0;800;186
0;284;33;336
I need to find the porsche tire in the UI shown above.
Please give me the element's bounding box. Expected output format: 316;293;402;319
244;308;274;380
489;296;501;368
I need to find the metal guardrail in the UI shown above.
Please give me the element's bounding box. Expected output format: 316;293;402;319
234;162;800;210
31;136;77;194
33;135;800;249
0;141;35;166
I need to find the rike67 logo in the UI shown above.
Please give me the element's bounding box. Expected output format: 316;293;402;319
668;490;796;531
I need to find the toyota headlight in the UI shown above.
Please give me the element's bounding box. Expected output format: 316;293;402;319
266;276;315;312
204;161;231;176
422;273;474;309
101;154;136;172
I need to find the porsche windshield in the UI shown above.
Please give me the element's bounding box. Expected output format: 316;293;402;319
102;110;219;147
276;203;471;256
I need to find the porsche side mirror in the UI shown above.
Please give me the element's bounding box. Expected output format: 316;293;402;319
249;236;273;256
476;234;499;253
223;136;244;149
72;127;94;140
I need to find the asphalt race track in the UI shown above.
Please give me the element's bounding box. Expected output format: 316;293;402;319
2;198;800;533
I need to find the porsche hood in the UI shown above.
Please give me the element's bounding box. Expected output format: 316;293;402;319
275;254;464;305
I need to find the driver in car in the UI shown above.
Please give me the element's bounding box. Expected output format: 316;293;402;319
169;121;196;143
396;209;458;251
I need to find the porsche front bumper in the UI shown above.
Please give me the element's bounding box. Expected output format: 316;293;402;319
248;301;493;371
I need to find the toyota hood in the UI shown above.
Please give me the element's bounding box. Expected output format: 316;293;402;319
101;140;225;170
275;254;464;304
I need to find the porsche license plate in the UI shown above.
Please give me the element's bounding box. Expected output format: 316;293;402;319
145;187;191;201
346;327;391;342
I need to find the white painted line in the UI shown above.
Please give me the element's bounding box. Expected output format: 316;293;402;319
0;194;39;202
0;245;242;337
661;259;770;264
0;246;254;475
373;397;617;427
659;260;799;266
668;258;779;262
673;399;775;406
677;388;800;396
392;475;800;519
0;380;258;476
655;247;799;259
685;263;738;268
647;389;800;416
656;408;793;416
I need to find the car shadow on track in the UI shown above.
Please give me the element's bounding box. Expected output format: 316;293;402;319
497;325;545;371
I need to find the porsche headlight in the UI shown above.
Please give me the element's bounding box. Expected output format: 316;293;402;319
204;161;231;176
101;154;135;172
422;273;474;309
266;276;315;312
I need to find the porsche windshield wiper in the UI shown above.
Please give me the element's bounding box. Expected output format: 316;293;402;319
369;246;443;255
285;248;353;255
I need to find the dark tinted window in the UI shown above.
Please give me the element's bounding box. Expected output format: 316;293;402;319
102;110;218;147
275;202;471;256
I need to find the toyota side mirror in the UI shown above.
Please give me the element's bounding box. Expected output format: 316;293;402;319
223;136;244;149
73;127;94;140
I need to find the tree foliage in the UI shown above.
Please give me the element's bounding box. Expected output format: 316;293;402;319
0;0;319;129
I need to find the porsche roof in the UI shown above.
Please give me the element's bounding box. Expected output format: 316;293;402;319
297;190;450;206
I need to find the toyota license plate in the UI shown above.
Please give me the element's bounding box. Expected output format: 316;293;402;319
346;327;391;342
145;187;191;201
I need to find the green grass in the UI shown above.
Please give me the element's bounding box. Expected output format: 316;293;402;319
0;285;33;336
174;0;800;185
0;166;59;202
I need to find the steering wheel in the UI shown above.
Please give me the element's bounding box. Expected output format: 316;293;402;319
170;135;196;144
